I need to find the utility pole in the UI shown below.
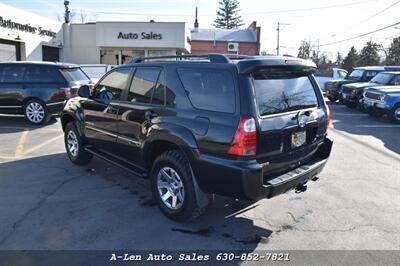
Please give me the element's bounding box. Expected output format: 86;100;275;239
276;22;290;55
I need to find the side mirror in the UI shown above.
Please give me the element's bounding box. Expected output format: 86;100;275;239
78;85;91;98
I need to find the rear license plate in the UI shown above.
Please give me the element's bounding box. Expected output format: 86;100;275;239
291;131;306;148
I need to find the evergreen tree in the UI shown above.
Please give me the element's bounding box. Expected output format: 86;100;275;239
342;46;359;71
358;41;381;66
386;36;400;65
297;40;311;59
214;0;244;29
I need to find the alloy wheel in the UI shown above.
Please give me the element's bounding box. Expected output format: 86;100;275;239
67;130;79;157
395;107;400;121
26;102;45;123
157;167;185;210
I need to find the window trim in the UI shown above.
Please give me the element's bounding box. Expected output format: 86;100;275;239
126;66;166;106
176;67;237;114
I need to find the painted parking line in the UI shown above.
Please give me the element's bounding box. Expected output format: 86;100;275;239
332;113;369;116
21;134;64;157
14;129;29;157
355;125;400;128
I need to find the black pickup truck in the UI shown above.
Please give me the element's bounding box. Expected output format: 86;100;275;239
61;54;333;221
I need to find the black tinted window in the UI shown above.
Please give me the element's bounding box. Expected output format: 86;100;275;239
61;68;89;81
364;71;379;81
0;65;25;82
252;72;318;116
95;68;131;101
178;68;235;113
24;66;64;82
128;68;163;105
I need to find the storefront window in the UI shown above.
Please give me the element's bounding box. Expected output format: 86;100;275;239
148;50;174;56
100;49;120;65
0;42;17;62
121;50;145;64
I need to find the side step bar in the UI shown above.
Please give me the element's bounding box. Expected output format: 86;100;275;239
84;146;148;178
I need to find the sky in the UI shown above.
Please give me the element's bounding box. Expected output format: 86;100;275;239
1;0;399;60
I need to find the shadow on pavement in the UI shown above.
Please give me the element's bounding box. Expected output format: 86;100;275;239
0;153;272;252
0;115;59;134
327;102;400;155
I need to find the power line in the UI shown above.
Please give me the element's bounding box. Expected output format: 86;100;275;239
319;21;400;47
71;0;378;17
327;0;400;39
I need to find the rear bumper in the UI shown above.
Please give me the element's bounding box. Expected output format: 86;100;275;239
46;101;66;115
193;138;333;201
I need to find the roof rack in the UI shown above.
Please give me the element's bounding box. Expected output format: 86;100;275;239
129;53;249;64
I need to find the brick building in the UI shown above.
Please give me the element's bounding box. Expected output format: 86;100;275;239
190;10;261;56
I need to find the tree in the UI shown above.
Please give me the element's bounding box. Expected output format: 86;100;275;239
297;40;311;59
342;46;359;71
358;41;381;66
386;36;400;65
214;0;244;29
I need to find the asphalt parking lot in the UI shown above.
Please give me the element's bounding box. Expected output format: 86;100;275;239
0;102;399;252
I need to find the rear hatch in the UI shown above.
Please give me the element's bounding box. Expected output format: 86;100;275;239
250;67;328;180
60;67;92;97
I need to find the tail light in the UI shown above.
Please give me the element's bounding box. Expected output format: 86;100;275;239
326;106;331;129
61;87;72;99
228;116;257;156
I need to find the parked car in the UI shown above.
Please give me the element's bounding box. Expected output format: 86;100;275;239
314;68;347;92
0;62;91;124
325;66;400;102
363;85;400;123
341;71;400;108
61;54;333;222
80;64;116;84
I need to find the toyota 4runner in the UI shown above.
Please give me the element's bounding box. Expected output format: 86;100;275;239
61;54;333;222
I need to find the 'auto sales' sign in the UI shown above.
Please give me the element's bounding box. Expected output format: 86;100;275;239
118;32;162;40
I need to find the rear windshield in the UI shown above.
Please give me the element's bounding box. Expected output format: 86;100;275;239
177;68;235;113
252;71;318;116
81;66;107;79
61;68;89;82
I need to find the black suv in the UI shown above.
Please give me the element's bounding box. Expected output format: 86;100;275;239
341;71;400;108
0;62;91;124
61;54;333;221
325;66;400;102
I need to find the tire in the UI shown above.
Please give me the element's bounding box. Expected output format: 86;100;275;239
389;104;400;124
23;99;51;125
150;150;205;222
64;122;93;165
327;96;337;102
345;101;357;109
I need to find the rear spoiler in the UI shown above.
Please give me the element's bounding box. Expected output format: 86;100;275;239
236;56;316;74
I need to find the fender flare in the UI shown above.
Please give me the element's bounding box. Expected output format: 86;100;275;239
143;123;210;208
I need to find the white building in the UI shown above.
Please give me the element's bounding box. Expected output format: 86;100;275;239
0;3;190;65
63;21;190;65
0;2;63;62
